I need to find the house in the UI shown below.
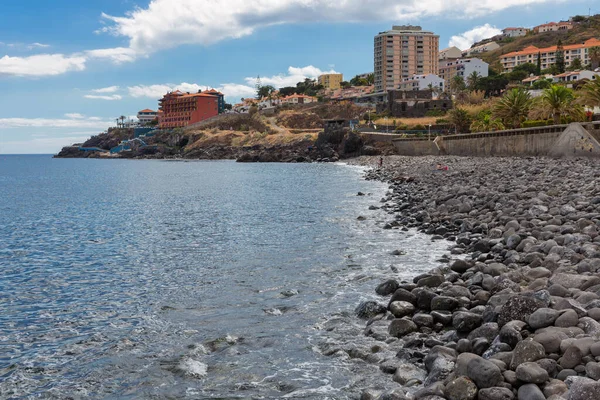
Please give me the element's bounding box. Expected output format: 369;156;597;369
500;38;600;72
398;74;445;93
533;21;573;33
462;41;500;57
502;27;529;38
439;46;463;60
552;70;600;83
280;94;318;105
137;109;158;125
438;58;489;89
377;90;453;118
158;91;219;129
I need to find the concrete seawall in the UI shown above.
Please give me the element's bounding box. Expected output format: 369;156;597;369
391;122;600;158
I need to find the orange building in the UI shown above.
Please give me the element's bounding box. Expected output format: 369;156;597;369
158;90;219;129
500;38;600;72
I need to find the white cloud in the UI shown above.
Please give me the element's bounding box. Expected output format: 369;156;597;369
85;47;138;63
84;94;123;101
91;86;120;93
99;0;558;57
0;53;86;77
28;43;50;50
246;65;337;88
0;117;112;129
449;23;502;50
65;113;86;119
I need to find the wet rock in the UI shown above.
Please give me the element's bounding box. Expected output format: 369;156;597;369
417;275;445;288
389;318;418;338
393;363;426;385
453;312;483;333
444;376;478;400
376;280;400;296
451;259;473;273
515;362;549;384
389;301;416;318
389;289;417;306
355;301;387;319
413;313;434;328
431;296;459;311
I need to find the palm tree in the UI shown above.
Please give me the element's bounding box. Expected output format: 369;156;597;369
532;85;584;124
466;71;481;90
470;113;505;132
448;108;472;134
492;88;533;128
589;46;600;70
577;78;600;109
119;115;126;128
450;75;466;96
366;73;375;85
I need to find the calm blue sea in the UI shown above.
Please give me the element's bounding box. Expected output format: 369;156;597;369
0;155;447;399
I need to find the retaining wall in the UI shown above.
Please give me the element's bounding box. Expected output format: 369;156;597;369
392;122;600;158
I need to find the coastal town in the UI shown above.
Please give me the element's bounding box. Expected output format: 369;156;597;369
58;13;600;159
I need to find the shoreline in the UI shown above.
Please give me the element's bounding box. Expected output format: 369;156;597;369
345;155;600;400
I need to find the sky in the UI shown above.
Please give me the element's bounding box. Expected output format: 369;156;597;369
0;0;596;154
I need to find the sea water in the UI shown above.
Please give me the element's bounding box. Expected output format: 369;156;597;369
0;155;448;399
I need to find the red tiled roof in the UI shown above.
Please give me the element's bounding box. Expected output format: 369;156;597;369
138;109;156;113
502;38;600;58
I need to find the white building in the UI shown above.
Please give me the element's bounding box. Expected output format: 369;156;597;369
439;46;463;60
502;27;529;38
399;74;445;93
137;109;158;125
462;41;500;57
552;70;600;84
438;58;489;89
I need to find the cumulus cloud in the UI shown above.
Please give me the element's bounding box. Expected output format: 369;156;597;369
449;23;502;50
90;86;120;93
99;0;556;58
0;54;86;77
84;94;123;101
127;65;333;101
0;117;112;129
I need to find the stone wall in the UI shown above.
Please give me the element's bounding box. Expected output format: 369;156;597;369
392;123;600;158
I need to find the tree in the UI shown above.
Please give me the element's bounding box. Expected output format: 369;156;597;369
257;85;275;99
475;75;508;97
450;75;466;95
279;86;297;97
466;71;481;91
536;52;542;76
470;111;505;132
532;78;553;90
577;78;600;109
532;85;584;124
340;81;352;89
349;75;368;86
365;73;375;85
513;63;538;76
555;40;565;74
567;57;583;71
119;115;126;128
448;108;472;133
589;46;600;70
224;103;233;111
492;88;532;128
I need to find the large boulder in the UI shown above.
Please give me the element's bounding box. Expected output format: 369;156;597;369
444;376;478;400
465;356;503;389
515;362;549;384
510;339;545;370
498;296;540;327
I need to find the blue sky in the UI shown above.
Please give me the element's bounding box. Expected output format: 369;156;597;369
0;0;595;153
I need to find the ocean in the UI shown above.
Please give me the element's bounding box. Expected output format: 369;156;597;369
0;155;447;399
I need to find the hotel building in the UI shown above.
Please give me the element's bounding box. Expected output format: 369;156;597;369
158;91;219;129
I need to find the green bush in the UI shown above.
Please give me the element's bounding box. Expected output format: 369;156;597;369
522;120;552;128
435;118;450;124
425;109;446;117
412;124;426;131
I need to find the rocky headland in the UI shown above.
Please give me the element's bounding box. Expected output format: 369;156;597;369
342;156;600;400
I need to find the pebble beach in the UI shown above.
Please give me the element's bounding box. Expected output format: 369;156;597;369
348;155;600;400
